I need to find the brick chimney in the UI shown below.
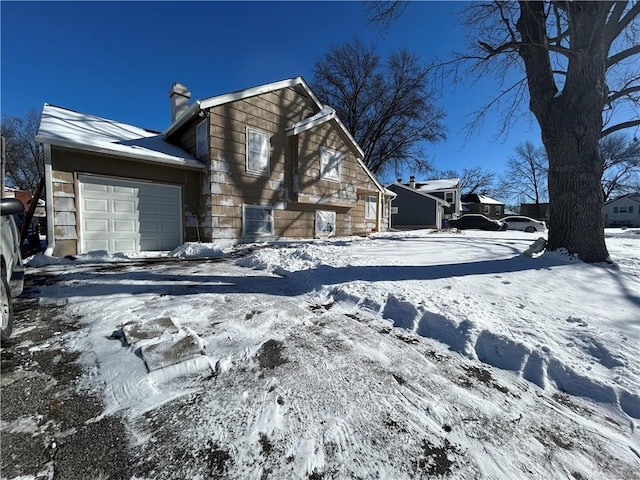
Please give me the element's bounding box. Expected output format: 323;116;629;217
409;176;416;188
169;82;191;122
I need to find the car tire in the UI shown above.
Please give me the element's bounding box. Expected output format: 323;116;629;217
525;226;537;233
1;268;13;344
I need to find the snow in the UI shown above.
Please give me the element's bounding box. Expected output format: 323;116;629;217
22;229;640;478
35;104;203;169
416;178;460;192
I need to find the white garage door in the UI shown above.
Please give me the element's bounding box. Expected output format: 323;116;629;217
79;175;182;253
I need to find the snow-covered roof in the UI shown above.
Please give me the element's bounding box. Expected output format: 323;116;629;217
386;182;450;207
35;104;204;170
462;194;503;205
416;178;460;192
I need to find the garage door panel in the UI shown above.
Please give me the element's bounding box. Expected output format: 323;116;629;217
84;199;109;212
114;220;137;232
79;175;182;254
113;200;136;213
85;219;109;232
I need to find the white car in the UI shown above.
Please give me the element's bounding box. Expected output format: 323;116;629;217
501;215;547;233
1;198;25;343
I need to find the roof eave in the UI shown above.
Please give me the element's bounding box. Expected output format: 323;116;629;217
36;137;205;171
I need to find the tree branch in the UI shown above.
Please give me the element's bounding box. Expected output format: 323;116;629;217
607;85;640;104
601;119;640;137
607;43;640;67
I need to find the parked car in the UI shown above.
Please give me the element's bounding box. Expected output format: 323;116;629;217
449;214;508;231
1;198;25;342
501;215;547;233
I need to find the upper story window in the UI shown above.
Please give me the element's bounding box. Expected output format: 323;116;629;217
246;127;270;175
483;205;491;215
618;206;628;214
495;205;502;215
196;120;208;158
320;147;342;182
445;191;454;204
365;196;377;220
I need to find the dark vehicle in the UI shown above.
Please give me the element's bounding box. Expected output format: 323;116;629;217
449;214;508;231
1;198;25;342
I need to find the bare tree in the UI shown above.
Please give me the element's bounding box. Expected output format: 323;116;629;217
429;166;497;195
497;141;548;207
1;109;44;191
371;1;640;262
600;134;640;201
312;39;446;176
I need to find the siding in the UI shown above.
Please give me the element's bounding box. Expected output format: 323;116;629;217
195;86;383;240
49;147;202;254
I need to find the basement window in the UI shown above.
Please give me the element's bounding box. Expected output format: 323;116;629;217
243;205;274;236
315;210;336;237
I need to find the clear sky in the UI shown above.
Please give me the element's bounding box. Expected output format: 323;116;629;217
1;1;543;183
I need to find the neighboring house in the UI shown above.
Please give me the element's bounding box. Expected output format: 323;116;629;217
35;77;394;256
461;194;506;219
385;177;460;229
520;202;550;221
604;192;640;227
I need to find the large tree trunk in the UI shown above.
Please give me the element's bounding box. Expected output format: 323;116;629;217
516;1;612;263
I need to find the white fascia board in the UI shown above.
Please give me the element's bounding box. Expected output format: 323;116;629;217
37;137;206;171
387;182;450;207
164;77;323;138
286;106;336;137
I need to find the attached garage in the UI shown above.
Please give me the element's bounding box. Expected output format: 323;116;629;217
78;175;183;254
35;104;205;257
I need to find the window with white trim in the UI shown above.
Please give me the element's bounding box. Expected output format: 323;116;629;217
365;196;377;220
445;192;454;204
483;205;491;214
618;206;628;213
243;205;274;236
320;147;342;181
246;128;270;175
495;205;502;215
315;210;336;237
196;120;208;158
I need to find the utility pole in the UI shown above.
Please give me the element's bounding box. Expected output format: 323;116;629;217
1;135;6;197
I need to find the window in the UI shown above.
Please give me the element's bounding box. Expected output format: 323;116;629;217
365;196;377;220
619;206;628;213
315;210;336;237
196;120;208;158
320;147;342;181
445;192;454;204
614;206;619;213
243;205;273;236
629;206;634;213
483;205;490;214
495;206;502;215
246;128;270;175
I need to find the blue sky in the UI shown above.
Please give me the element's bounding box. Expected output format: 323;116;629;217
1;1;542;183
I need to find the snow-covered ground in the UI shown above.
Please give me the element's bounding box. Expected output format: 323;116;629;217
19;229;640;479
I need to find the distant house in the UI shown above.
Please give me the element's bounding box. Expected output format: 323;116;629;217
461;194;505;219
520;202;550;221
604;192;640;227
35;77;394;256
385;176;461;229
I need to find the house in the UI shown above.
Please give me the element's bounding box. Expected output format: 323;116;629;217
604;192;640;227
385;176;461;229
461;193;505;219
520;202;550;221
35;77;394;256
